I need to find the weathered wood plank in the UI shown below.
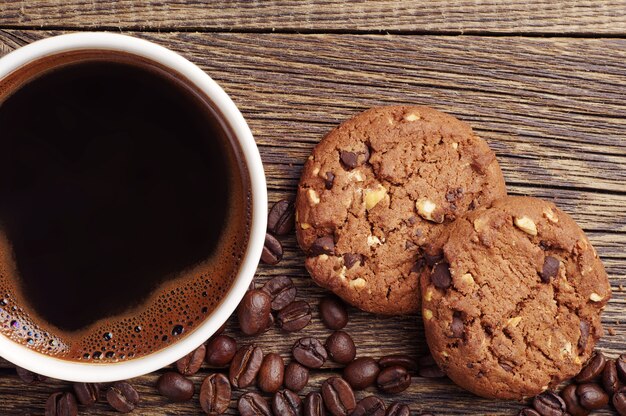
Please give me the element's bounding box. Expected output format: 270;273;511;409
0;31;623;415
1;1;626;34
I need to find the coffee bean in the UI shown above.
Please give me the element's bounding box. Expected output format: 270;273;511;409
377;365;411;394
304;392;325;416
540;256;560;282
206;334;237;367
325;331;356;364
156;372;194;402
285;362;310;392
16;366;47;384
322;377;356;416
532;391;567;416
200;373;231;415
518;409;541;416
352;395;386;416
45;392;78;416
343;253;363;269
450;314;464;338
379;355;418;372
575;352;606;383
73;382;100;406
325;172;335;190
262;233;283;264
576;383;608;410
272;389;302;416
176;344;206;375
386;403;411;416
617;354;626;382
561;384;589;416
602;359;620;395
262;276;297;311
106;381;139;413
343;357;380;390
258;352;285;393
578;321;590;352
310;236;335;256
319;295;349;330
418;354;446;378
238;289;272;336
277;300;312;332
293;337;327;368
431;262;451;289
613;387;626;416
239;392;273;416
229;344;264;388
268;199;295;236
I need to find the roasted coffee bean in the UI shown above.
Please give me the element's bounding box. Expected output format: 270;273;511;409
239;392;273;416
106;381;139;413
200;373;231;415
386;403;410;416
576;383;608;410
431;262;451;289
16;366;47;384
602;359;620;395
176;344;206;376
540;256;560;282
310;236;335;256
206;334;237;367
325;172;335;190
379;355;418;372
262;233;283;264
238;289;272;336
304;392;326;416
575;352;606;383
277;300;312;332
272;389;302;416
293;337;327;368
322;377;356;416
518;409;541;416
156;372;194;402
418;354;446;378
258;353;285;393
325;331;356;364
614;387;626;416
73;382;100;406
343;357;380;390
617;354;626;382
352;395;385;416
262;276;297;311
319;295;349;330
229;345;264;388
45;392;78;416
561;384;589;416
285;362;310;392
377;365;411;394
578;321;590;351
533;391;567;416
450;313;464;338
268;199;295;236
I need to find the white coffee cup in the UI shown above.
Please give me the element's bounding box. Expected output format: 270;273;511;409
0;33;267;382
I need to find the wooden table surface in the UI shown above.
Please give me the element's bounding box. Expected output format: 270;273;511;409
0;1;625;415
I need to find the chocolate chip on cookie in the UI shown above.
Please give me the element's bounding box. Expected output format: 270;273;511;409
296;106;507;315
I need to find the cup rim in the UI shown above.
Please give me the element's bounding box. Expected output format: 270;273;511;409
0;32;267;382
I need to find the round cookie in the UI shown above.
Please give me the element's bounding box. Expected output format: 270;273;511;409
421;196;611;399
295;106;507;315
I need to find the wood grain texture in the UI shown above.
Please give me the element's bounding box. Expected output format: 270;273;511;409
1;1;626;34
0;30;624;415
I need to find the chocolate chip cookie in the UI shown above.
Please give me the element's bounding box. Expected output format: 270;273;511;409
421;196;611;399
296;106;507;315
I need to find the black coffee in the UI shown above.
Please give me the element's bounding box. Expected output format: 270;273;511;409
0;52;250;361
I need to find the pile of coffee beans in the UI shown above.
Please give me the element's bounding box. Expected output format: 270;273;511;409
518;353;626;416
